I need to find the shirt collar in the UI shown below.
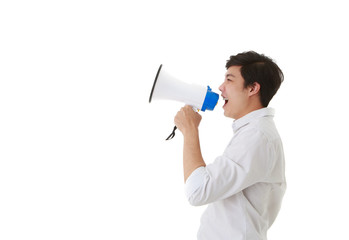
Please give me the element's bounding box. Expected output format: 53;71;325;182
232;107;275;133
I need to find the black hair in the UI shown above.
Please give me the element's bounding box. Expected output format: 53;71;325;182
226;51;284;107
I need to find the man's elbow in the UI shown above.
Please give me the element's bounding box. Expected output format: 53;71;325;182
185;167;211;206
187;190;209;206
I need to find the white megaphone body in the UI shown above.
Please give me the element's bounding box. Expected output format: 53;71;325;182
149;64;219;112
149;64;219;140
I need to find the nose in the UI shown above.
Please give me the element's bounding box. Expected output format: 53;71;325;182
219;82;224;92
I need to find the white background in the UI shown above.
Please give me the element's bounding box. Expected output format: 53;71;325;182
1;0;349;239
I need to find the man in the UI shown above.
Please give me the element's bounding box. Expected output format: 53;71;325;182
174;51;286;240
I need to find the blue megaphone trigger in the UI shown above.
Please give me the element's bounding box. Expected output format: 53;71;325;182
201;86;219;112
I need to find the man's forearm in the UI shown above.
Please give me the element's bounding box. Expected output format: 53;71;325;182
183;129;206;182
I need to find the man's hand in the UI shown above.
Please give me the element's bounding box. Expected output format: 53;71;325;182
174;105;202;136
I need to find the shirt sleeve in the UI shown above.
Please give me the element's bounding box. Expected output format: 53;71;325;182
185;128;274;206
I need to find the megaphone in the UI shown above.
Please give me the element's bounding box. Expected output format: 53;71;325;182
149;64;219;140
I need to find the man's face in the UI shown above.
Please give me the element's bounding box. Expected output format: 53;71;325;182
219;66;250;119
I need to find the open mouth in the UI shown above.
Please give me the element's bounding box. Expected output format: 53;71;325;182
222;96;228;107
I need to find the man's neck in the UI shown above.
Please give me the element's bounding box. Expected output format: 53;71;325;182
235;102;264;120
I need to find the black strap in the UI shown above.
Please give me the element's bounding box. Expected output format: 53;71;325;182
166;126;177;140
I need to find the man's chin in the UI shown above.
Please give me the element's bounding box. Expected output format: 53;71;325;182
223;110;232;119
223;108;237;119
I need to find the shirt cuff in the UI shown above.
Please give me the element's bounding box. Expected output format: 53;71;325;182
185;166;206;199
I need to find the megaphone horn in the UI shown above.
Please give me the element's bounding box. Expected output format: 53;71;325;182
149;64;219;111
149;64;219;140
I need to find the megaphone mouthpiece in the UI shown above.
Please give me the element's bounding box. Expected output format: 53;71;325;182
201;86;219;112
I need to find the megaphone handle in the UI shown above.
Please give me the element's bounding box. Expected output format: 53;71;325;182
166;126;177;141
165;107;198;141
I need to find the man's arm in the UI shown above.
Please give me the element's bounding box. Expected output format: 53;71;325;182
183;128;206;182
174;106;206;182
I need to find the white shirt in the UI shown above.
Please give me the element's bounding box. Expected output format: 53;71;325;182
185;108;286;240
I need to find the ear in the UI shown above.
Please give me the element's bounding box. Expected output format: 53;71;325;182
248;82;261;97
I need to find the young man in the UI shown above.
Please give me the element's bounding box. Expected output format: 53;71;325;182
174;51;286;240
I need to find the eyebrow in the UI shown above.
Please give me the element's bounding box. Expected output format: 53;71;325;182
226;73;236;78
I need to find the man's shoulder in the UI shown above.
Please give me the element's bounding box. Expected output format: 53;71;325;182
245;116;281;141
